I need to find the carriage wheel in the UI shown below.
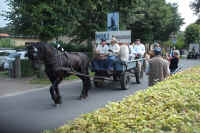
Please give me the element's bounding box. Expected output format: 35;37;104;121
113;71;119;81
120;72;130;90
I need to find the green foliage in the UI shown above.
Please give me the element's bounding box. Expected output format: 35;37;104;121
21;60;35;77
184;24;200;45
127;1;183;43
0;38;15;48
50;41;93;59
190;0;200;15
5;0;183;43
175;32;185;49
44;66;200;133
50;41;89;52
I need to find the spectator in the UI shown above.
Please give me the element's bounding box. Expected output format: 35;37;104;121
146;47;170;86
169;50;179;74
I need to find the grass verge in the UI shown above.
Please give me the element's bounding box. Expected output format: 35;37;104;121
44;66;200;133
0;71;8;77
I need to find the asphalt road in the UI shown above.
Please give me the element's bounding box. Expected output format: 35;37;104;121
0;59;199;133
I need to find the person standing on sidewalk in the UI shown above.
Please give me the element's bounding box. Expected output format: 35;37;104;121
146;47;170;86
169;50;180;74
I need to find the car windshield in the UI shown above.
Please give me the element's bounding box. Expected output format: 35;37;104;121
8;53;20;58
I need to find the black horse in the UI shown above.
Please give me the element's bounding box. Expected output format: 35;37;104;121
26;42;91;105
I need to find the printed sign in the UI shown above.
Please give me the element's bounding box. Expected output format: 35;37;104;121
95;31;131;43
107;12;119;31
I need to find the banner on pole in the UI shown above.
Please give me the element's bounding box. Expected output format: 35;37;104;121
107;12;119;31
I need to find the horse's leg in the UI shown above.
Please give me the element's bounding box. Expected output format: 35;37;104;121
47;74;57;104
46;71;62;105
79;77;87;99
50;76;63;104
54;77;63;104
79;73;91;99
80;60;92;99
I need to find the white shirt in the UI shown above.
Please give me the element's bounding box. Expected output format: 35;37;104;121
129;45;134;54
109;43;120;56
132;44;145;56
96;44;109;54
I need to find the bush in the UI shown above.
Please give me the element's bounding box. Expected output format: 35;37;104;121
50;41;91;52
44;66;200;133
21;60;35;77
0;38;15;48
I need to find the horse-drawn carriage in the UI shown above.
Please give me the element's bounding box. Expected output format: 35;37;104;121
91;57;145;90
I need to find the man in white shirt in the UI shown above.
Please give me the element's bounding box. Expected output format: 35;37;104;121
92;39;109;70
131;39;145;83
132;39;145;58
96;40;109;55
108;37;120;56
106;37;120;72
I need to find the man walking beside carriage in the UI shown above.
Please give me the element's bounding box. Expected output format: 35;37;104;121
146;47;170;86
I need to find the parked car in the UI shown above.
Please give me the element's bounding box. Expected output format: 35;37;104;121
187;51;198;59
3;51;28;69
0;50;16;68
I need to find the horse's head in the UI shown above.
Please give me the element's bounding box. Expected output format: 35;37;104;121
26;43;43;70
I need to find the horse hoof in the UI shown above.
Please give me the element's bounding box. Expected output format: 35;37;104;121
79;95;87;100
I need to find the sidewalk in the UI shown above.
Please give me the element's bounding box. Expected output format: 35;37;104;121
0;73;81;97
0;76;47;97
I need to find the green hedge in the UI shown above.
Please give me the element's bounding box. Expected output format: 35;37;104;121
50;41;90;52
44;66;200;133
21;60;35;77
0;38;15;48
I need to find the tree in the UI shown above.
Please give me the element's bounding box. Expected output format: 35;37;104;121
125;0;183;43
190;0;200;15
184;24;200;45
4;0;183;43
175;32;185;49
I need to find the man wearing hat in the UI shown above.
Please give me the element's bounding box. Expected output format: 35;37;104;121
106;37;120;72
108;37;120;56
146;47;170;86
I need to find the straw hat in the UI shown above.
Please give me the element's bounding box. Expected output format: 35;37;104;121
111;37;118;42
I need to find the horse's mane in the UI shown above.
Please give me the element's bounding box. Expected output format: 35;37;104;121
36;42;58;56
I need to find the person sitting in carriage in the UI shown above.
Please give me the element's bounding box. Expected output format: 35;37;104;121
131;39;145;58
106;37;120;71
92;39;109;70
